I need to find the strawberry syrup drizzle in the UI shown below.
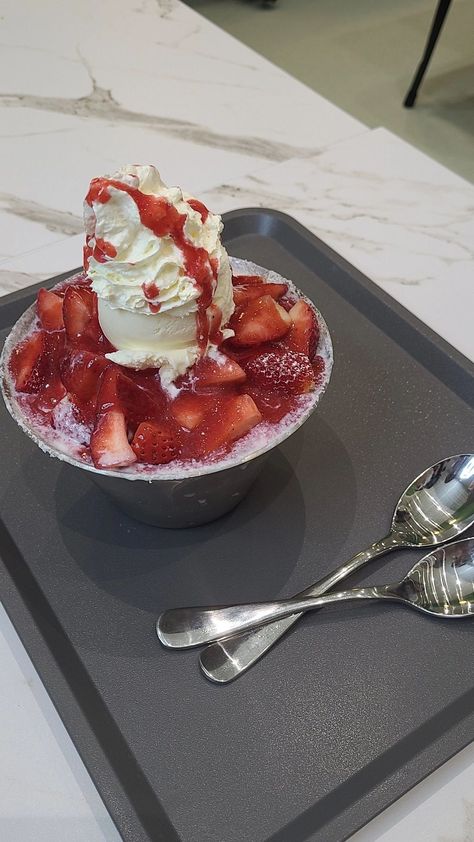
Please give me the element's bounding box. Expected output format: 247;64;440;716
85;178;218;351
186;198;209;223
142;281;161;314
83;235;117;270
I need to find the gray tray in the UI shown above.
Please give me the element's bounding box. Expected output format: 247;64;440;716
0;209;473;842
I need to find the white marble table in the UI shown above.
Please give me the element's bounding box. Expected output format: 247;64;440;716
0;1;473;841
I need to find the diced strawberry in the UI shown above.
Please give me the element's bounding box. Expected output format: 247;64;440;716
233;282;288;308
37;288;64;331
60;350;109;403
230;295;291;347
131;421;179;465
245;350;315;395
91;411;137;470
285;300;319;359
117;372;165;436
221;341;272;366
245;387;290;424
9;332;45;391
191;355;246;387
63;286;93;338
199;394;262;455
63;285;112;352
90;368;136;469
171;393;215;430
9;330;66;404
231;274;264;287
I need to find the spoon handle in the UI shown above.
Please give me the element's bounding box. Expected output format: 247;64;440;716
157;585;395;649
199;533;403;682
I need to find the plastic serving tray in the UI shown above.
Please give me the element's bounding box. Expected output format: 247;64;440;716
0;209;473;842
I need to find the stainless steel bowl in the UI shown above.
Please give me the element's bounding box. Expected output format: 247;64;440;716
1;259;333;528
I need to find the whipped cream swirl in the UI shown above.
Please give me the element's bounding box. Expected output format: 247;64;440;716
83;165;234;390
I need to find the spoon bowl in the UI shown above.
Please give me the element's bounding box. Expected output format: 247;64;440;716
393;539;474;616
392;454;474;545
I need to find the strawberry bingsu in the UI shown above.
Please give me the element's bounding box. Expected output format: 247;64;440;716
1;165;332;526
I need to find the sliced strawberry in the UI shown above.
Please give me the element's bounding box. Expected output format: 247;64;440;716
60;350;109;403
9;329;66;403
230;295;291;347
231;274;264;287
131;421;179;465
191;355;246;387
246;350;315;395
63;285;112;352
63;286;94;338
37;288;64;331
233;282;288;308
117;372;165;436
285;300;319;359
9;332;45;391
199;394;262;455
171;393;215;430
90;368;136;469
221;341;272;366
246;387;289;424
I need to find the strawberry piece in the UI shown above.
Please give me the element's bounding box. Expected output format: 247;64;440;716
171;393;215;430
230;295;291;347
90;368;136;469
117;372;166;436
63;286;94;338
231;274;264;287
233;282;288;308
9;332;45;391
246;387;290;424
246;350;315;395
37;288;64;331
63;285;112;352
131;421;179;465
199;394;262;455
60;350;109;404
285;300;319;359
191;355;246;387
60;351;110;407
9;329;66;403
35;332;67;411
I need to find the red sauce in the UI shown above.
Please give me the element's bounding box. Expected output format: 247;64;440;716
187;198;209;223
142;281;161;313
142;281;160;299
96;238;117;259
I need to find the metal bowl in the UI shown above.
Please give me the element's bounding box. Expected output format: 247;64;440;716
1;258;333;528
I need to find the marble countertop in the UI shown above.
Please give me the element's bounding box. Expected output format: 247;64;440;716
0;1;473;841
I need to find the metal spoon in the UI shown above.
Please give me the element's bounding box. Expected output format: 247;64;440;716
157;538;474;648
155;455;474;677
198;454;474;682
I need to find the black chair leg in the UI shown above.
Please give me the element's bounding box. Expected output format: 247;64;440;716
403;0;452;107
